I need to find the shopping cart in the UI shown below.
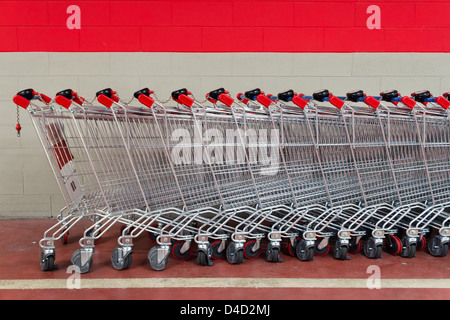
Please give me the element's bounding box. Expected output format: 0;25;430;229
13;85;450;273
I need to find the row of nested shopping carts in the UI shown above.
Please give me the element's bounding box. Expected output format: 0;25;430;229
13;87;450;273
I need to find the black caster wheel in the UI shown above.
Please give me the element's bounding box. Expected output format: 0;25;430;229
226;242;244;265
243;240;261;260
148;246;169;271
400;237;417;258
211;240;226;260
266;242;282;263
197;244;214;266
385;235;402;256
172;241;192;261
71;248;93;274
363;237;382;259
427;236;449;257
40;251;57;271
296;239;314;261
333;240;349;260
111;247;132;270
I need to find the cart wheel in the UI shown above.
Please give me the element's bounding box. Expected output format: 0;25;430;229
266;242;282;263
111;247;132;270
211;240;226;260
427;236;449;257
363;237;382;259
333;240;349;260
296;239;314;261
71;249;93;274
40;251;57;271
172;241;192;261
385;235;402;256
314;239;330;257
86;229;102;245
348;237;361;254
197;250;207;266
286;237;299;257
243;240;261;259
400;237;417;258
237;248;245;264
147;246;169;271
197;245;213;266
226;242;244;265
416;235;426;251
61;231;69;245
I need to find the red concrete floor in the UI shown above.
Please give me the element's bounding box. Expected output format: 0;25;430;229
0;219;448;300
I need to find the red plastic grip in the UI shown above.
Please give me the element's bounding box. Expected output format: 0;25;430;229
256;94;272;108
329;96;345;109
13;94;31;109
364;96;380;109
97;94;115;108
435;96;450;110
292;95;308;109
55;95;72;109
138;94;155;108
178;94;195;108
401;96;416;110
40;94;52;104
218;93;234;107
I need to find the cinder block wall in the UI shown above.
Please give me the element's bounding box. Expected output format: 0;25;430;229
1;51;450;218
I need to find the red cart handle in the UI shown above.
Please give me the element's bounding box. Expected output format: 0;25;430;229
292;95;309;109
401;96;416;110
138;94;155;108
256;94;273;108
97;94;115;108
177;94;195;108
364;96;380;109
218;93;234;107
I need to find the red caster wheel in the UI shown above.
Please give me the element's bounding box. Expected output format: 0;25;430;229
385;235;402;256
172;241;192;261
244;240;261;259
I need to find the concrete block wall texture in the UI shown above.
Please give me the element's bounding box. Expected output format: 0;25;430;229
1;0;450;218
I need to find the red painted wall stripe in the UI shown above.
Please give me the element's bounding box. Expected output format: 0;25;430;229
1;1;450;52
